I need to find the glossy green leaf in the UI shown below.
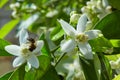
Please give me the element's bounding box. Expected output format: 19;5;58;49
40;66;60;80
51;27;64;41
106;54;120;61
8;64;26;80
89;36;113;53
0;71;13;80
52;29;64;41
98;53;112;80
46;32;57;51
79;56;98;80
41;45;50;56
40;33;51;56
0;39;12;56
110;39;120;47
108;0;120;10
25;55;60;80
94;10;120;39
0;0;8;8
94;54;101;80
0;19;19;38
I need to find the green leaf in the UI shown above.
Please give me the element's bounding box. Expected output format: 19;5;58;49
40;66;60;80
8;64;26;80
89;36;113;53
79;56;98;80
40;33;51;56
32;55;51;79
0;39;12;56
25;55;60;80
8;55;60;80
94;10;120;39
0;71;13;80
0;19;19;38
106;54;120;61
0;0;8;8
50;27;64;41
18;13;39;30
52;29;64;41
108;0;120;10
94;54;101;80
46;32;57;51
110;39;120;47
113;74;120;80
98;53;112;80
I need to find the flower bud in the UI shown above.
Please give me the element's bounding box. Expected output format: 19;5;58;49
110;61;118;69
46;10;58;18
70;12;80;24
10;2;20;10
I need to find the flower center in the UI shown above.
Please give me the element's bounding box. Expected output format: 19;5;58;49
75;33;88;43
20;43;32;57
21;48;31;57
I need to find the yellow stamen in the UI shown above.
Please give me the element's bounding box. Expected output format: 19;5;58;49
76;33;88;43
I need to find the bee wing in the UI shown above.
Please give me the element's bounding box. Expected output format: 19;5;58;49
27;30;39;40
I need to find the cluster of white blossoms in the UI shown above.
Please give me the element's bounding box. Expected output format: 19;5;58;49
63;57;85;80
58;14;101;59
5;29;44;69
10;2;21;18
10;2;37;18
81;0;112;19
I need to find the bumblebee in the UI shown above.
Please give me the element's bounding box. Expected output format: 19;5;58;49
27;38;36;52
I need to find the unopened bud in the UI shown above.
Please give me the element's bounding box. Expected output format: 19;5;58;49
46;10;58;18
70;12;80;24
110;61;119;69
10;2;20;10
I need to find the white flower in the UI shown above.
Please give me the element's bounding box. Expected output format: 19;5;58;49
81;0;112;19
110;58;120;74
16;13;39;37
46;10;58;18
5;29;44;68
10;2;20;10
110;58;120;69
58;14;101;59
64;57;85;80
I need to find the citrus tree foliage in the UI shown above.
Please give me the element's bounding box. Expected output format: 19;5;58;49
0;0;120;80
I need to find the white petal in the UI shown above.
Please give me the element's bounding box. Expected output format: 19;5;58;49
58;19;76;37
64;63;74;71
33;40;44;54
116;69;120;74
27;62;32;71
78;42;93;59
65;64;75;80
19;28;29;45
85;30;101;40
102;0;109;7
5;45;21;56
60;39;76;52
66;70;74;80
13;57;25;67
77;14;87;33
27;55;39;68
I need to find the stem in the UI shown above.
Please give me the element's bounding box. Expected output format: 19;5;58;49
55;52;67;67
